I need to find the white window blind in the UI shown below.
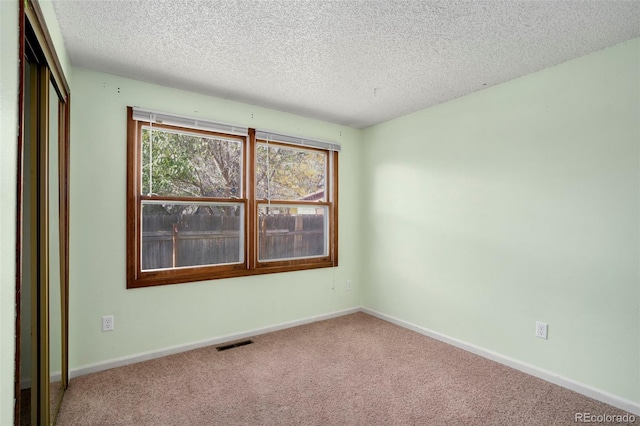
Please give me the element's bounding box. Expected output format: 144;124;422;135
132;107;248;136
131;107;341;152
255;130;341;152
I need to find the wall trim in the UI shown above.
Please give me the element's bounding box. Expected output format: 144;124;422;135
68;305;639;416
361;307;640;416
69;307;360;379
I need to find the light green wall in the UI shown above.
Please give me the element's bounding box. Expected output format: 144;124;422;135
0;1;19;423
69;68;362;369
39;0;73;83
362;38;640;403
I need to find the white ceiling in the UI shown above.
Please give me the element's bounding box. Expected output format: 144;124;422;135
51;1;640;129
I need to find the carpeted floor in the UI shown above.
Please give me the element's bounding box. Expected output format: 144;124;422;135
56;313;637;425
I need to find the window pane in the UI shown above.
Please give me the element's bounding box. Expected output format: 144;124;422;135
141;202;243;271
256;144;326;201
258;205;327;262
142;127;242;198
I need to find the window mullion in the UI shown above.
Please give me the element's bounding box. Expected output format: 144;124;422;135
247;128;256;270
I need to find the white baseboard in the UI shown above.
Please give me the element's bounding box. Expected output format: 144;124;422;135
20;372;61;390
20;378;30;390
68;305;639;417
361;307;640;417
70;306;360;380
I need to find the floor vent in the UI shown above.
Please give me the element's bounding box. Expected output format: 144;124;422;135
216;340;254;352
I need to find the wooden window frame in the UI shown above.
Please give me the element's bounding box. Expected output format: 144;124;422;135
126;107;338;288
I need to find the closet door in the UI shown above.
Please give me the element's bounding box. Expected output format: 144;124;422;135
16;1;70;424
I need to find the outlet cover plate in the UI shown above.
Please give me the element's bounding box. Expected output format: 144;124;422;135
102;315;114;332
535;321;547;339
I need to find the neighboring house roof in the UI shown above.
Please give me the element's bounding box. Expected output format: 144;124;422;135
299;190;324;201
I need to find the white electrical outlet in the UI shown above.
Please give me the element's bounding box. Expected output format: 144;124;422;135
535;321;547;339
346;280;353;291
102;315;114;332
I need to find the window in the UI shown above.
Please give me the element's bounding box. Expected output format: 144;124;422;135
256;142;329;262
127;107;338;288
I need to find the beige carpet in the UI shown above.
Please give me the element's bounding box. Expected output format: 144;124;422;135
56;313;636;425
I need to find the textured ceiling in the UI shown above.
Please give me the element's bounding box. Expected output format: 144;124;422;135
51;1;640;129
